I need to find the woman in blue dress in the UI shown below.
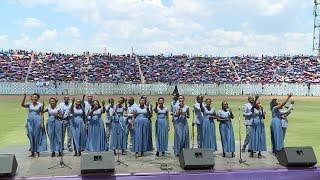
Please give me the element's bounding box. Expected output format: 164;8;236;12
201;98;217;152
248;96;266;158
110;97;127;155
217;101;235;158
86;100;107;151
70;98;86;156
132;98;151;157
173;95;190;157
270;93;293;155
42;97;62;157
21;93;47;158
154;97;169;156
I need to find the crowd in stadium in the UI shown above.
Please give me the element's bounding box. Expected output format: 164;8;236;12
0;49;319;84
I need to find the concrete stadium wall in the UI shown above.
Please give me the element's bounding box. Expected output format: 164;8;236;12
0;82;319;96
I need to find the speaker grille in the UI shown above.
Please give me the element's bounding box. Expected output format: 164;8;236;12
277;146;317;167
81;152;115;174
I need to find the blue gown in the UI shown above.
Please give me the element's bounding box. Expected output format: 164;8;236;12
173;105;190;156
218;110;235;153
155;107;169;152
201;107;217;151
86;108;107;151
26;102;47;153
249;108;266;151
71;108;86;151
270;107;284;152
132;106;150;152
46;107;62;153
110;106;127;150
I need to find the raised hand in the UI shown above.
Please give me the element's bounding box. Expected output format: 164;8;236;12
124;98;127;103
102;100;105;106
71;97;75;103
155;102;158;106
288;93;293;98
255;94;260;100
42;101;45;106
23;93;26;98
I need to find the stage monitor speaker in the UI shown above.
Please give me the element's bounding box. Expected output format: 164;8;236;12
81;151;115;174
276;146;317;167
0;154;18;177
179;148;215;170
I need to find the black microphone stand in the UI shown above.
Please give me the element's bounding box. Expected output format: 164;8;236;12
48;118;72;169
192;109;195;149
115;115;128;166
238;108;249;166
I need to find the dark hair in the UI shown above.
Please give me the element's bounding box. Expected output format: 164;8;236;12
270;98;278;110
205;98;211;102
158;97;164;101
172;92;179;97
75;99;83;109
49;97;57;103
91;100;101;109
108;98;114;103
179;95;185;99
32;93;40;99
221;101;227;106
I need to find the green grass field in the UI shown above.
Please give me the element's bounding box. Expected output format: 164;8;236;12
0;95;319;163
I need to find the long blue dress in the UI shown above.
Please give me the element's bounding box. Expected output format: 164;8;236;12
218;110;235;153
46;107;62;153
26;102;47;153
249;108;266;151
201;107;217;151
270;107;284;152
132;106;150;153
155;107;169;152
173;105;190;156
71;107;86;151
110;106;127;150
86;108;107;151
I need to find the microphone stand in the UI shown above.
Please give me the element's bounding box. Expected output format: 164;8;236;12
115;114;128;166
48;119;72;169
238;108;249;166
192;110;195;149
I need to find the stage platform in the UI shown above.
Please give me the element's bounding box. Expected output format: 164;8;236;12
0;142;319;180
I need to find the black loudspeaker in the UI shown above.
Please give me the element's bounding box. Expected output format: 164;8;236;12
81;152;115;174
179;148;215;170
276;146;317;167
0;154;18;177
